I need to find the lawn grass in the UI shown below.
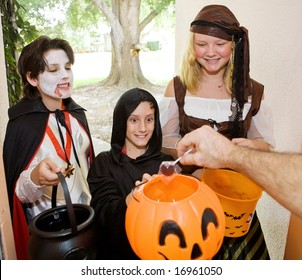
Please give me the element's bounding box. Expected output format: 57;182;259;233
73;50;174;88
73;77;104;89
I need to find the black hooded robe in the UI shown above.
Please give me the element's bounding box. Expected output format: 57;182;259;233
87;88;173;259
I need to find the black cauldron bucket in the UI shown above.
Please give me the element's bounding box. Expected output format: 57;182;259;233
28;172;97;260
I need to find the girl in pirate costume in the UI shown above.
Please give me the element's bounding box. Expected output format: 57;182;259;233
159;5;274;259
87;88;173;259
3;36;95;259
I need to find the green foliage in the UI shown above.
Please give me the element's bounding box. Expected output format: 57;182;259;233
17;0;175;52
67;0;103;28
2;0;175;94
140;0;175;33
145;0;174;12
73;77;104;89
18;0;105;52
1;0;39;106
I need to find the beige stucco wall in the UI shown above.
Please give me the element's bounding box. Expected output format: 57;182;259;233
175;0;302;259
0;19;16;259
0;23;9;144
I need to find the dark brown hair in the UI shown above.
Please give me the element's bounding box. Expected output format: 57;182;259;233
17;35;75;99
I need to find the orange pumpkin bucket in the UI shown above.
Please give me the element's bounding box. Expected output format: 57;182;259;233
125;174;225;260
202;169;262;238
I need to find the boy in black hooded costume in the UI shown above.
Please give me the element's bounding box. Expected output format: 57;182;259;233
88;88;173;259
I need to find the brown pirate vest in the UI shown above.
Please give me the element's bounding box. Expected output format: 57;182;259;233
174;76;264;139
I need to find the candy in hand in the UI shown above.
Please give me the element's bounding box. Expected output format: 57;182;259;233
159;162;176;176
158;161;182;176
158;148;192;176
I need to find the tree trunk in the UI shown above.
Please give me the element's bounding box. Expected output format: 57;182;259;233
92;0;154;88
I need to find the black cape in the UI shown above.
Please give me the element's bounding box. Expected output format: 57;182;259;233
3;97;94;259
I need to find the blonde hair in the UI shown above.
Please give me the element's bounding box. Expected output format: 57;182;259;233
180;32;234;95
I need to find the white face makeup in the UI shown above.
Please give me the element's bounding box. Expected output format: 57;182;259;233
36;49;73;99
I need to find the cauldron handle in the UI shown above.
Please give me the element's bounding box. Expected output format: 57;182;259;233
51;172;77;234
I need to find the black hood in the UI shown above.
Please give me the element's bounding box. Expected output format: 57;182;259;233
110;88;163;163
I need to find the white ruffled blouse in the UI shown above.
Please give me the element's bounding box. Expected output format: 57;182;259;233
159;96;275;149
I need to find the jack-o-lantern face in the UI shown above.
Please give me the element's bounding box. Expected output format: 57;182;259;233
158;208;220;259
125;174;225;260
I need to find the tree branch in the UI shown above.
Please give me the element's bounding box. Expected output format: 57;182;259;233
139;10;159;33
90;0;124;42
139;0;173;32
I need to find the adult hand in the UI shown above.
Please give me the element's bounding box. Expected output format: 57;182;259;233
232;137;270;151
177;125;233;169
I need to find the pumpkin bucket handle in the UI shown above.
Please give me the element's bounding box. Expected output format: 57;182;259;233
131;176;154;202
131;182;146;203
131;187;140;202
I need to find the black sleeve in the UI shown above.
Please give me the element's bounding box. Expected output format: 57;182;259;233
87;153;138;259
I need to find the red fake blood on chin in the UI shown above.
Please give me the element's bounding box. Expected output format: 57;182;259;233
54;88;63;97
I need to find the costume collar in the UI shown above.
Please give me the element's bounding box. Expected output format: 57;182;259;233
8;97;85;120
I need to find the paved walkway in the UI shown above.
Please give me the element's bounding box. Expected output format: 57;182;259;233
72;50;173;154
72;83;165;154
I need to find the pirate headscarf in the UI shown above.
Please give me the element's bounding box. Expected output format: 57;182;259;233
190;5;252;134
